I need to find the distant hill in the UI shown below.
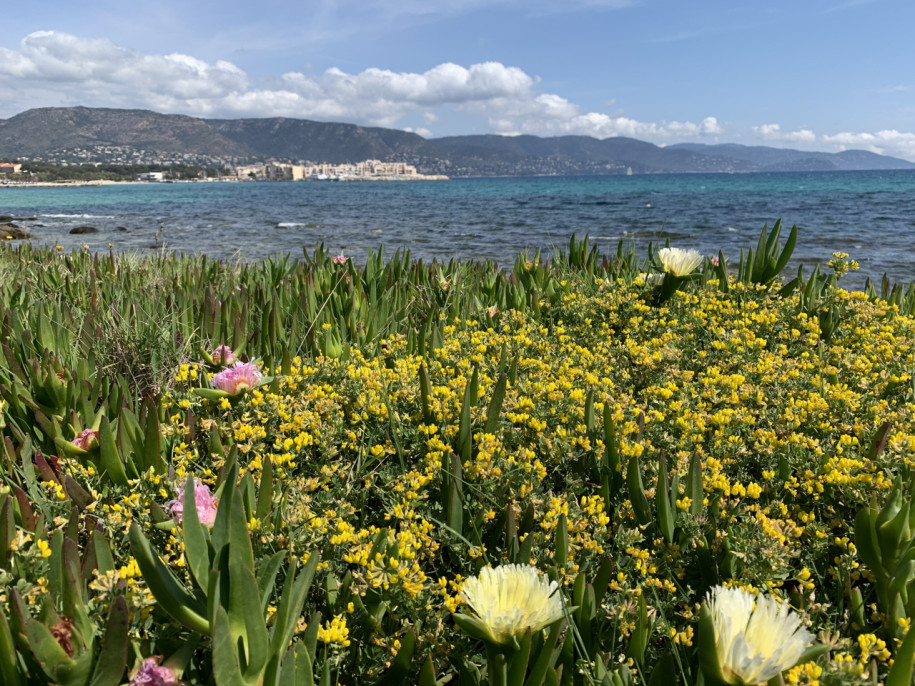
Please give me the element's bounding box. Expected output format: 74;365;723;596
0;107;250;157
1;106;912;176
206;117;430;163
668;143;913;172
428;134;759;175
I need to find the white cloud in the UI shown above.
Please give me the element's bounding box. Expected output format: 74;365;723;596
0;31;248;109
822;129;915;160
0;30;724;146
752;123;816;143
485;92;723;140
5;31;914;161
405;126;434;138
750;123;915;161
874;85;911;94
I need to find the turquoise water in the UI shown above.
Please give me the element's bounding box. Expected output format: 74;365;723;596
3;171;915;288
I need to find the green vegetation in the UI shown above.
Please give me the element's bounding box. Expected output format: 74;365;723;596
0;159;224;182
1;231;915;685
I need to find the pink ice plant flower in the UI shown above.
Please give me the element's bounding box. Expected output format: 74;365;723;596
211;361;263;395
211;344;236;366
130;657;180;686
332;253;347;264
71;428;100;451
166;479;218;527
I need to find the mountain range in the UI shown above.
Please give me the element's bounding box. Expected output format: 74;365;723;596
1;106;912;176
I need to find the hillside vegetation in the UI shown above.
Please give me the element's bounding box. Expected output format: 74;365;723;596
2;106;913;175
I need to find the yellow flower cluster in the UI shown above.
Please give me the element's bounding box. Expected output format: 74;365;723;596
149;272;915;681
317;615;351;647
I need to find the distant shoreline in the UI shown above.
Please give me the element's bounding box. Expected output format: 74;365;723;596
1;176;448;188
0;179;141;188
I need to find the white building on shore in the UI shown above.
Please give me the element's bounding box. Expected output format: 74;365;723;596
135;171;164;182
234;159;442;181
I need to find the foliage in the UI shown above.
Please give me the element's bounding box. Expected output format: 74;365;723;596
3;160;220;182
1;231;915;684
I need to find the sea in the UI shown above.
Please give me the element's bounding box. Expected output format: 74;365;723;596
3;170;915;291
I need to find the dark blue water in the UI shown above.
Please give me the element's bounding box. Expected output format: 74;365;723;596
3;171;915;289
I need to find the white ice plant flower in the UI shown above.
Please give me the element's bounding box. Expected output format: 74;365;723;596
458;564;564;645
657;247;703;276
706;585;814;685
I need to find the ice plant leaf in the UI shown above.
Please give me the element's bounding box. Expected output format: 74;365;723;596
373;628;415;686
180;475;212;591
193;388;233;401
128;522;209;635
278;641;315;686
212;606;248;686
88;595;128;686
523;618;564;686
0;601;22;686
886;619;915;686
627;453;651;526
698;604;730;686
454;613;498;644
98;416;129;486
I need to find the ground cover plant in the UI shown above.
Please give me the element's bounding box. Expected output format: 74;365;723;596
1;226;915;685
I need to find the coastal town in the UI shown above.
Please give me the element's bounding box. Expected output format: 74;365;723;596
132;160;447;182
1;155;447;184
234;159;447;181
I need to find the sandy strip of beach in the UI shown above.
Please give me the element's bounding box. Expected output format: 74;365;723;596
0;179;144;188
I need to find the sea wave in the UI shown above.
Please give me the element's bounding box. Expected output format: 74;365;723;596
41;213;115;219
2;171;913;289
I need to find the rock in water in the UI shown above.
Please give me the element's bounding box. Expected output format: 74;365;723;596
70;226;99;234
1;223;31;239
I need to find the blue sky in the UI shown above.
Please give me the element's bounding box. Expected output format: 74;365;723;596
2;0;914;159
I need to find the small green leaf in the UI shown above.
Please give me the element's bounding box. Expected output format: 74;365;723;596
193;387;233;401
212;607;248;686
647;654;676;686
418;656;437;686
484;373;508;434
128;523;209;634
88;595;129;686
98;416;129;487
0;601;22;686
523;619;563;686
887;626;915;686
373;628;416;686
555;514;569;568
454;613;497;644
626;454;651;527
279;642;315;686
697;605;729;686
657;452;675;544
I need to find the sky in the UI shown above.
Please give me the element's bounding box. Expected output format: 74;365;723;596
1;0;915;160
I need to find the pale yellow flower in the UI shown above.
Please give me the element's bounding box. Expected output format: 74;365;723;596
707;586;814;685
459;564;564;645
657;247;703;276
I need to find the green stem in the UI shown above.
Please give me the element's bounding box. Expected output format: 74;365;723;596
486;643;507;686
